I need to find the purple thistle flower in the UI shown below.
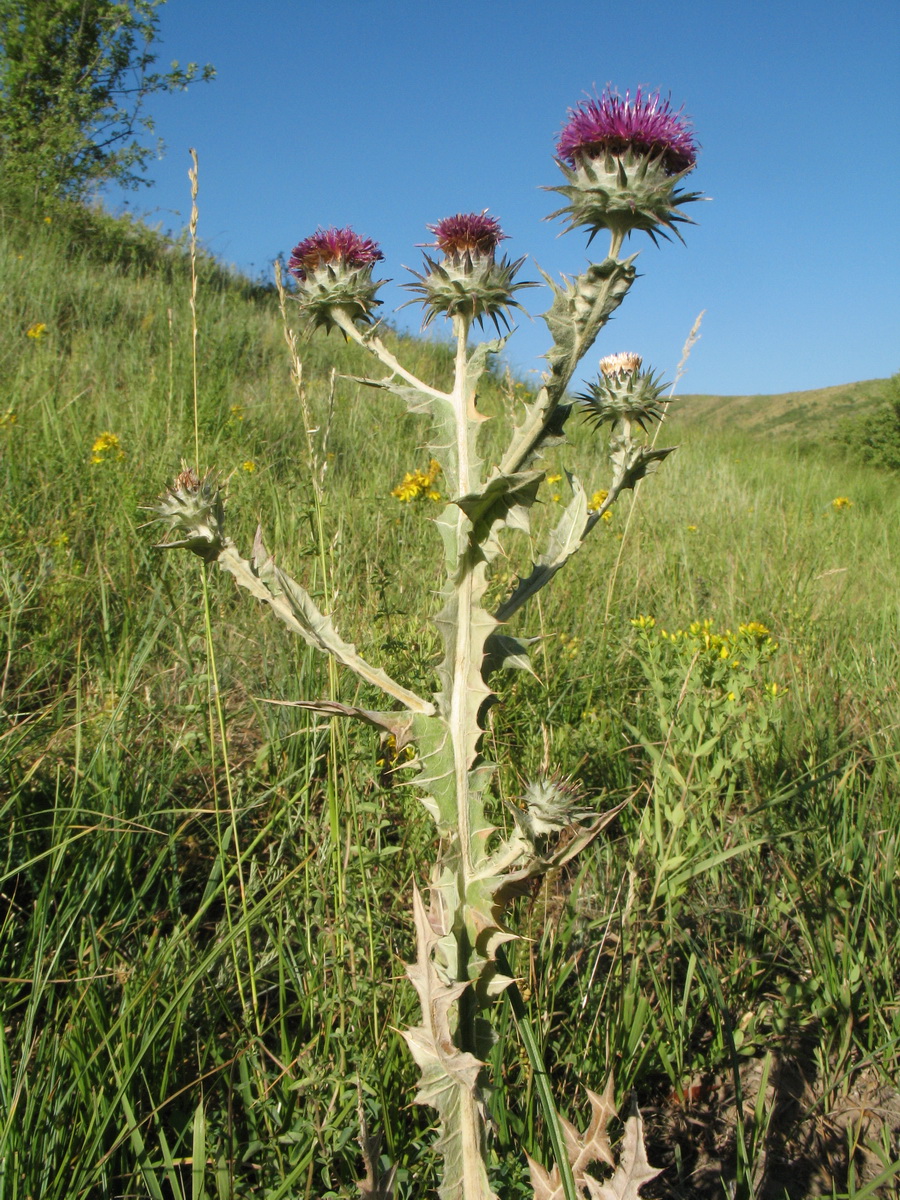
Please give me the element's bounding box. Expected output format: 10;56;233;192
404;210;532;332
427;211;508;258
557;88;697;175
288;226;384;281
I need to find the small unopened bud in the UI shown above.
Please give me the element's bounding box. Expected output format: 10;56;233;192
519;773;591;839
152;466;226;561
577;358;669;430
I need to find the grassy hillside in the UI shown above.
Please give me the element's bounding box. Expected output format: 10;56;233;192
671;378;888;439
2;203;899;1199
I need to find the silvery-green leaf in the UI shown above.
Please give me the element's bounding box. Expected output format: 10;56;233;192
481;633;538;678
213;536;434;714
494;474;590;623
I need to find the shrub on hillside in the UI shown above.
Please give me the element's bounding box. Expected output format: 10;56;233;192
838;371;900;470
0;0;213;206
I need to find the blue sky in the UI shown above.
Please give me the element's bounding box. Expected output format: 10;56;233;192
117;0;900;396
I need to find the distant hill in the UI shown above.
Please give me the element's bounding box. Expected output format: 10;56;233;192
669;378;888;439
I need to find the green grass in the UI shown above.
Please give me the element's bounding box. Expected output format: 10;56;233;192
1;201;898;1199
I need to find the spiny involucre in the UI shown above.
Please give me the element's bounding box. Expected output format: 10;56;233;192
288;226;385;330
549;86;703;243
404;210;535;332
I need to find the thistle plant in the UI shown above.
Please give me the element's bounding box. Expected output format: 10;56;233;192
154;86;702;1200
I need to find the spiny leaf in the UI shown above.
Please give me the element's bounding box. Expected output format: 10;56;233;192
343;371;437;415
403;894;483;1099
527;1154;566;1200
584;1100;659;1200
494;473;590;623
465;335;509;399
456;470;544;528
608;438;677;496
481;632;539;678
340;372;448;420
211;528;434;714
403;889;498;1200
561;1079;616;1175
527;1084;659;1200
456;469;544;548
260;698;415;750
540;257;637;384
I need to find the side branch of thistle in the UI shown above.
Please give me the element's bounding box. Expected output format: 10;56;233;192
499;254;637;478
330;307;449;401
150;469;434;717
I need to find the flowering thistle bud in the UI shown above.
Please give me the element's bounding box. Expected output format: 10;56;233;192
288;226;385;331
549;88;702;244
403;210;533;331
152;466;226;562
519;773;592;839
577;353;669;430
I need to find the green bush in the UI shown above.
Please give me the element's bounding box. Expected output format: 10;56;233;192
839;370;900;470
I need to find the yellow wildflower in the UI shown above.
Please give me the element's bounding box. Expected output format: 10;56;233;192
739;622;770;638
229;403;245;422
0;409;17;427
546;473;563;485
686;524;698;532
392;458;443;502
630;615;656;629
589;489;609;511
91;431;125;464
393;472;423;502
831;496;852;510
26;322;48;340
241;460;256;473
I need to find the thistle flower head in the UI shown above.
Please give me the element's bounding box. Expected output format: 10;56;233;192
426;210;508;258
404;212;534;332
518;773;592;840
557;88;697;175
549;87;702;244
151;466;226;562
599;352;643;378
288;226;385;331
577;357;669;431
288;226;383;281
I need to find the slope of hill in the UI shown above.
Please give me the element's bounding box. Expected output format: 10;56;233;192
669;377;887;438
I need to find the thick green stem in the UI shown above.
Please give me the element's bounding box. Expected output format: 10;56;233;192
449;314;476;894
